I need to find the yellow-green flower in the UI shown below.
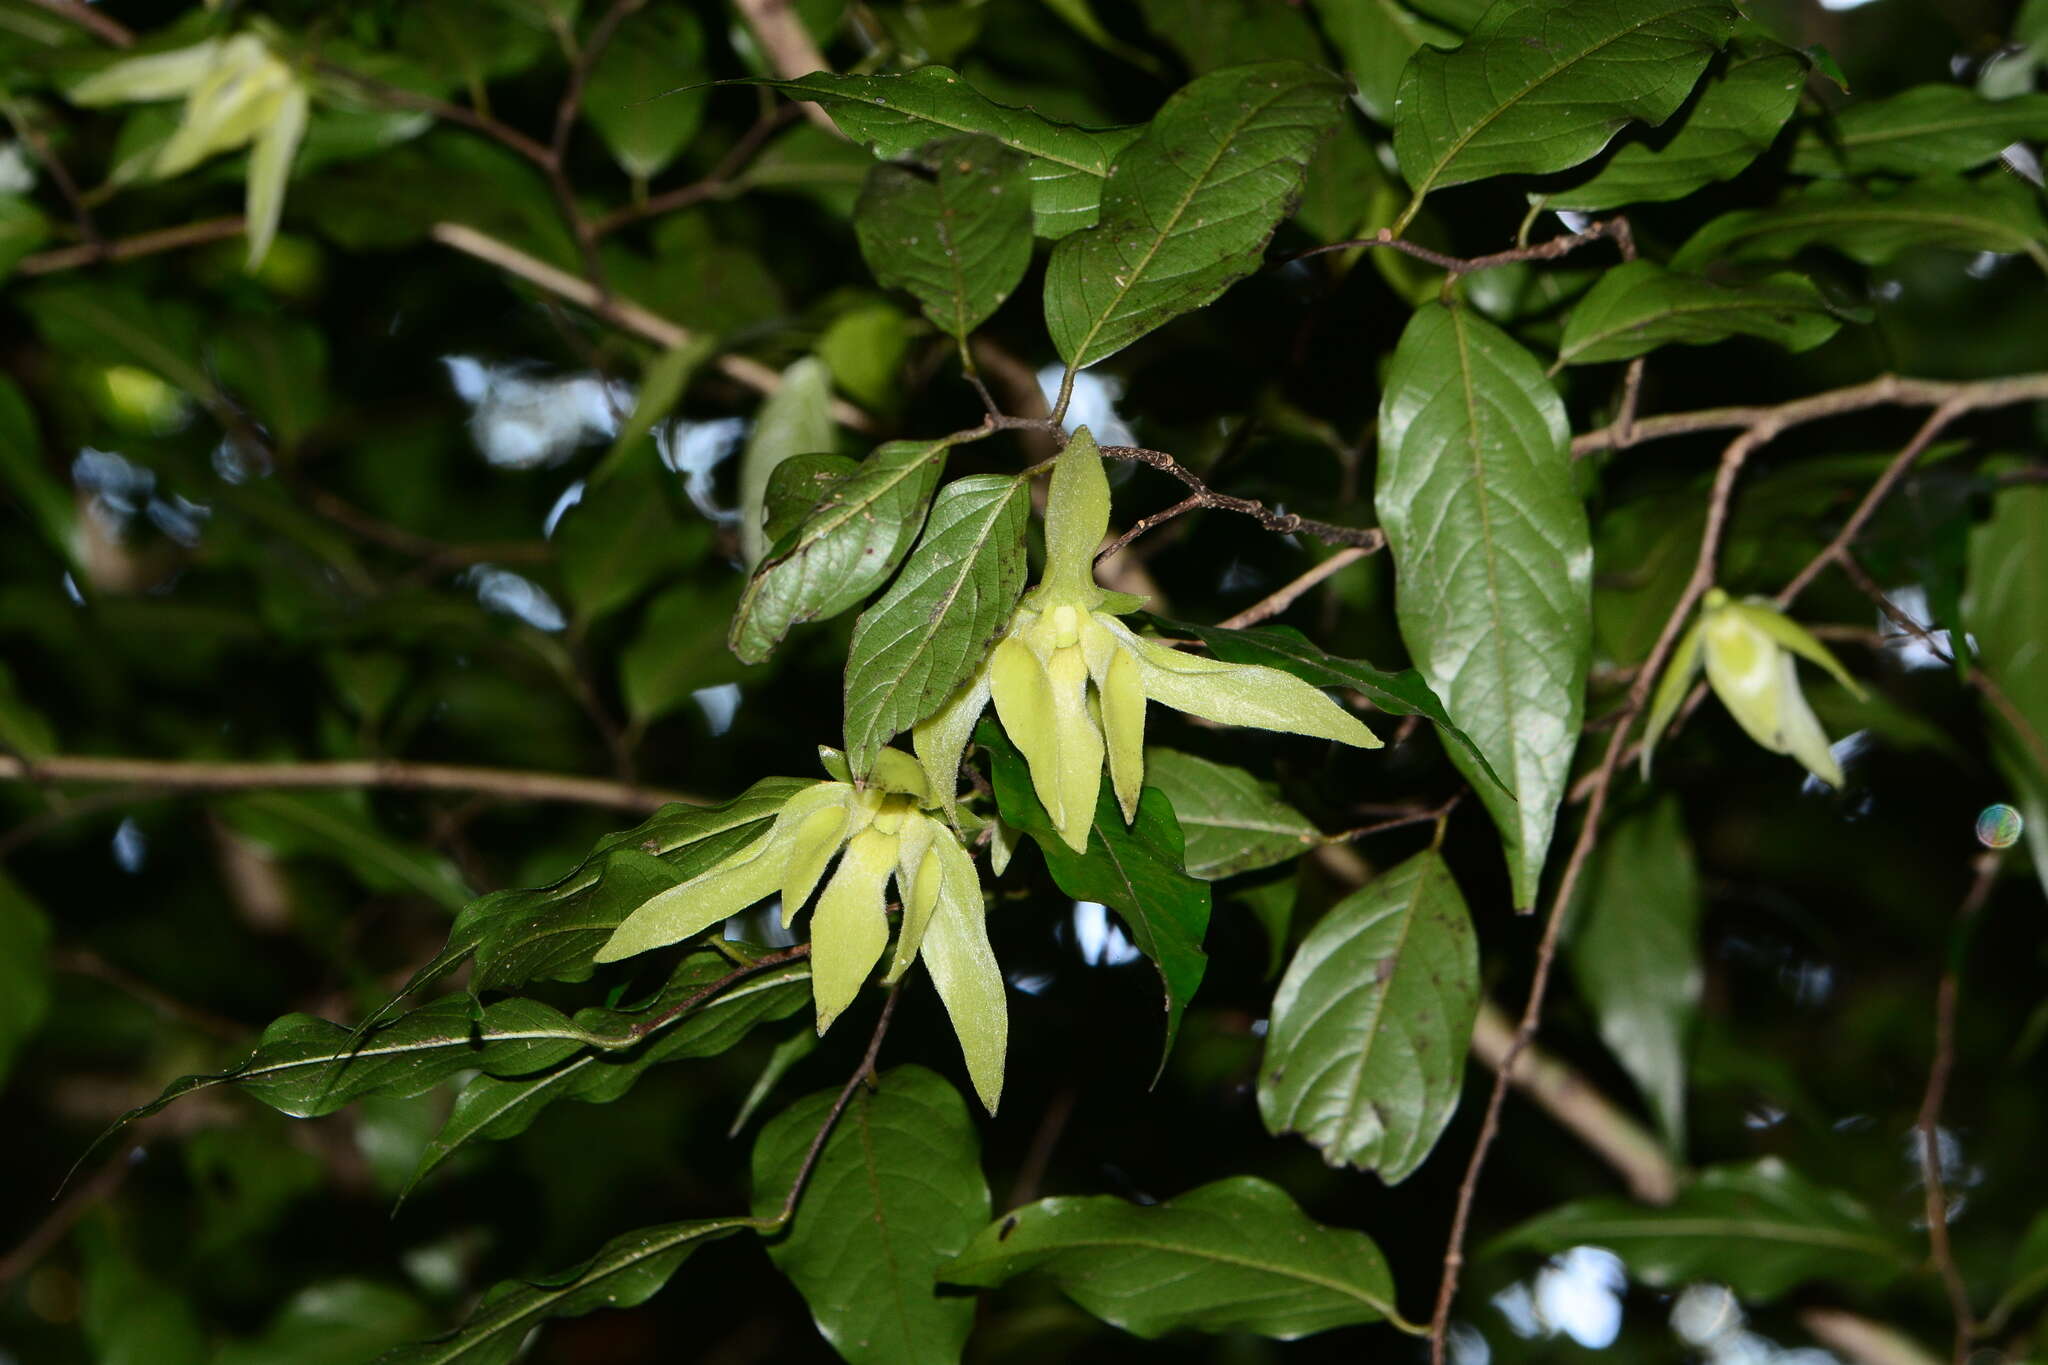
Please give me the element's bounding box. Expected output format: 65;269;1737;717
915;427;1382;853
593;747;1006;1112
69;32;309;268
1644;588;1866;787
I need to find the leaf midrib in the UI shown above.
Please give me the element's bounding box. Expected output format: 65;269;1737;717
953;1233;1398;1318
1562;289;1828;362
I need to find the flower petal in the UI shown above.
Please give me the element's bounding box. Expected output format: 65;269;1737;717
1037;426;1110;605
918;832;1007;1113
1771;652;1846;787
243;80;306;270
779;803;851;927
1702;607;1843;784
1098;641;1147;823
883;814;942;982
988;634;1065;818
809;827;898;1033
68;40;221;106
1641;616;1705;778
866;745;931;803
912;668;991;819
1730;598;1866;700
154;37;288;177
1111;621;1381;750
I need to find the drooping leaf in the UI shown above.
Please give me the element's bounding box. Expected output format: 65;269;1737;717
738;356;836;567
853;135;1033;344
941;1176;1405;1339
1143;748;1319;879
1546;40;1805;210
1674;175;2048;275
1791;86;2048;179
1568;797;1701;1152
1257;849;1477;1183
1045;61;1345;369
1964;483;2048;898
982;721;1211;1071
752;1067;988;1365
582;5;708;180
1489;1159;1911;1301
748;68;1140;238
730;435;955;663
1312;0;1458;126
1138;615;1505;791
1375;303;1591;907
375;1218;749;1365
842;474;1029;776
1556;261;1845;366
1393;0;1740;209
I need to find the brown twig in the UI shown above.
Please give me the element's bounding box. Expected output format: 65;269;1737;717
15;217;248;276
552;0;644;160
1218;545;1371;629
1289;218;1634;275
0;753;702;811
731;0;845;137
4;99;100;248
1801;1309;1946;1365
23;0;133;47
1095;445;1385;551
760;984;901;1228
592;103;801;236
316;60;553;167
1918;852;2000;1364
1007;1086;1078;1210
1777;401;1966;603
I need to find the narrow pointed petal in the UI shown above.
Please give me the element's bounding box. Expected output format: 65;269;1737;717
69;40;221;106
243;81;306;269
1770;652;1845;786
1038;427;1110;603
988;634;1069;827
884;815;942;982
1099;643;1147;823
1112;623;1381;749
919;833;1007;1114
594;834;784;962
1702;607;1845;781
779;803;851;925
988;816;1020;877
154;39;287;176
913;669;991;818
1046;645;1106;851
809;828;898;1033
1731;600;1866;699
1641;618;1706;778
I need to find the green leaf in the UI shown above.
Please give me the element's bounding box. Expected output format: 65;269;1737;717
80;1221;207;1365
728;1026;819;1136
620;580;748;727
1232;871;1298;980
1375;303;1591;908
817;300;911;411
762;451;861;547
752;1066;988;1365
730;435;955;664
853;135;1033;344
1791;86;2048;179
555;456;709;626
749;68;1141;238
1257;849;1477;1183
0;373;71;568
1964;484;2048;899
1673;175;2048;276
1045;61;1344;369
583;5;708;180
376;1218;749;1365
1138;0;1327;77
217;1280;432;1365
0;194;50;279
941;1176;1405;1339
843;474;1029;776
0;869;52;1089
1567;797;1701;1152
1311;0;1458;126
1556;260;1845;366
1137;616;1505;792
1393;0;1739;209
591;338;717;485
738;356;836;567
1142;747;1319;879
982;720;1211;1071
1546;41;1807;210
1489;1158;1911;1301
1988;1209;2048;1330
220;791;472;912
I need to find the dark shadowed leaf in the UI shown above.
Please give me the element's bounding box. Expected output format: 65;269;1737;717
1489;1159;1911;1300
843;474;1029;775
738;357;836;566
753;1067;988;1365
216;1279;432;1365
1674;176;2048;275
555;457;709;626
1988;1210;2048;1331
619;580;748;727
1140;0;1327;76
1312;0;1457;126
1045;61;1344;369
219;791;471;911
854;135;1034;343
1556;261;1844;366
1964;484;2048;898
1791;86;2048;179
0;870;51;1089
1258;850;1477;1183
583;6;708;180
1376;303;1591;908
942;1176;1405;1339
1143;747;1318;879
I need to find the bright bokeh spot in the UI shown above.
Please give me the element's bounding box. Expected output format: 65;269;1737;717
1977;804;2023;850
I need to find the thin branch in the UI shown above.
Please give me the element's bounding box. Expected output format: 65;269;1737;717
429;221;877;432
552;0;645;161
0;753;703;812
759;984;901;1229
617;944;810;1044
591;103;800;236
1918;852;2000;1365
1801;1309;1946;1365
316;61;553;167
1218;546;1371;629
23;0;133;47
731;0;845;137
54;948;247;1041
1007;1087;1078;1210
1777;401;1966;602
1095;445;1386;550
15;216;247;276
4;97;99;247
306;489;552;568
1288;218;1633;275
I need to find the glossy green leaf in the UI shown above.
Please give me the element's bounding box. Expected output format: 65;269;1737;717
1139;615;1505;791
762;451;860;547
583;6;707;180
1312;0;1457;126
1674;175;2048;275
1140;0;1326;76
555;456;708;625
1046;61;1344;369
1964;484;2048;898
752;1066;988;1365
1568;797;1701;1151
1393;0;1739;207
843;474;1029;777
377;1218;749;1365
1258;849;1477;1183
854;135;1032;343
1791;86;2048;179
983;721;1211;1070
1546;41;1805;210
1490;1158;1910;1300
738;356;836;567
1556;261;1844;366
750;68;1140;238
942;1176;1405;1338
1376;303;1591;908
0;870;52;1088
1143;747;1318;879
